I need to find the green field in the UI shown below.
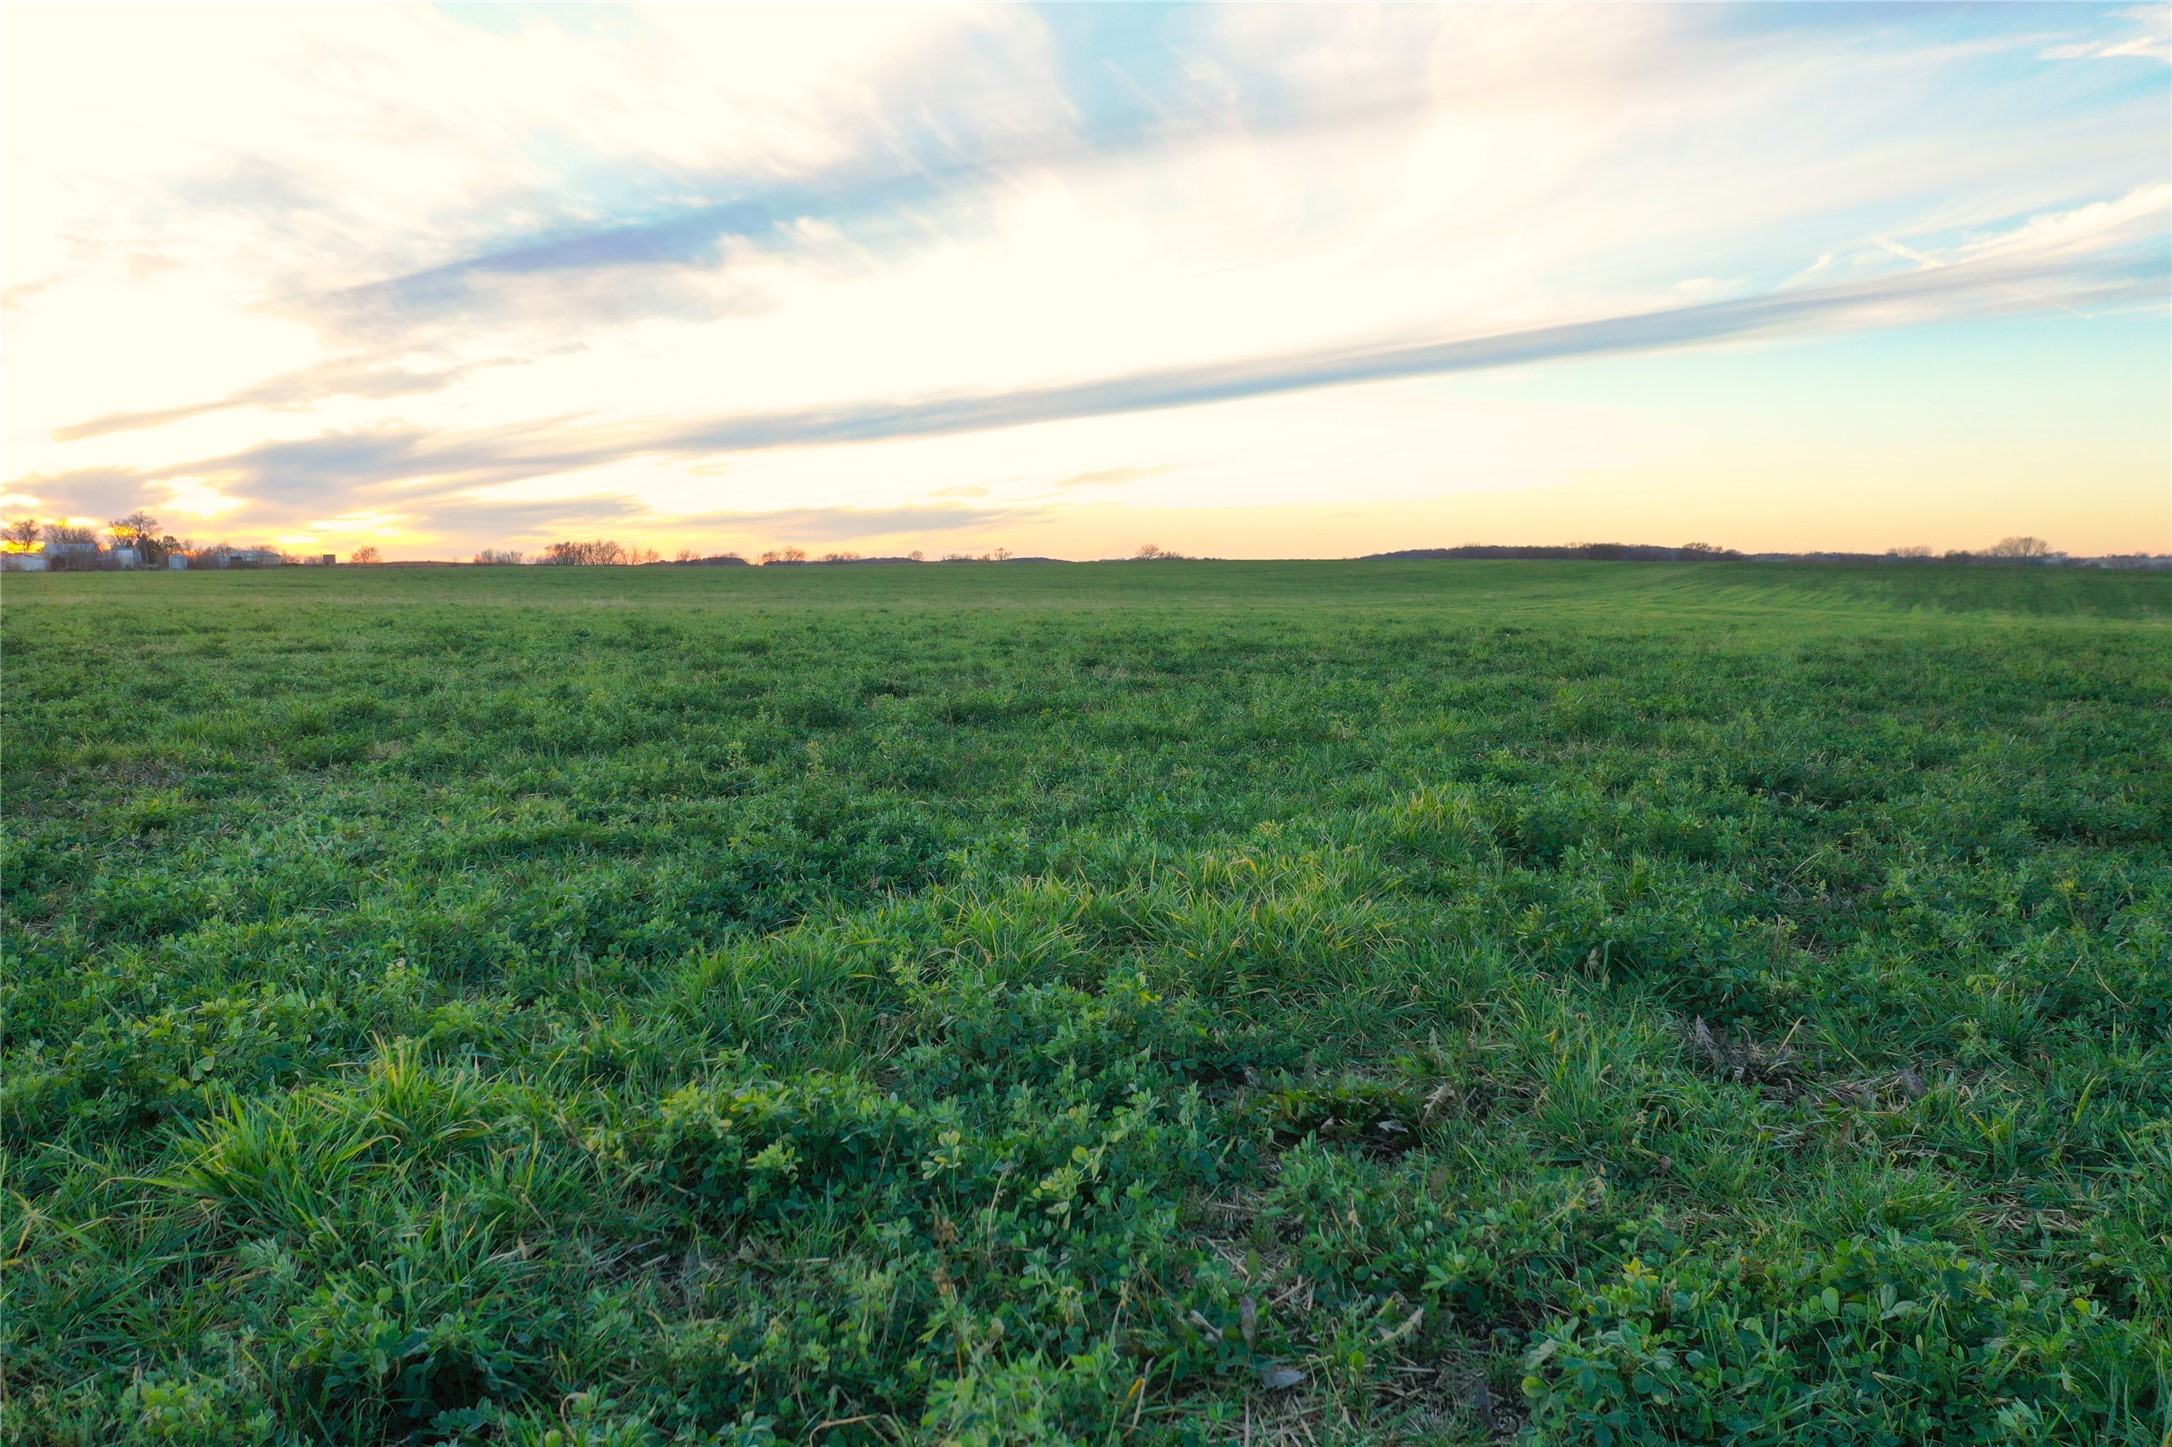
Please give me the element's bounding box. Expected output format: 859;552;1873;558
5;561;2169;1445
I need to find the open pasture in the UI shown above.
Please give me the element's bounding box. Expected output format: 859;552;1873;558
4;561;2169;1444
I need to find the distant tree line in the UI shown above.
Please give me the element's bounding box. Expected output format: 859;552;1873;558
1358;536;2170;568
1364;541;1743;562
313;532;2172;571
538;539;661;566
2;510;235;570
0;507;423;570
16;516;2158;574
1807;537;2090;566
8;517;1145;570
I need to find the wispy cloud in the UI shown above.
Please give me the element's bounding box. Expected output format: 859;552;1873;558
52;356;506;441
660;503;1032;544
2041;5;2172;62
620;243;2159;459
1040;466;1172;493
19;214;2159;533
288;89;1436;343
1;467;150;523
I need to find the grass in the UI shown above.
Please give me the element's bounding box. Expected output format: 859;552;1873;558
3;559;2168;1445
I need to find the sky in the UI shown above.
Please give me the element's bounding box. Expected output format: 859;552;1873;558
4;3;2168;562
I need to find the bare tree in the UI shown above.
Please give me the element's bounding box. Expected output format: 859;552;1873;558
1986;536;2052;560
1886;545;1934;559
3;518;41;552
1133;543;1187;560
541;539;627;565
109;509;169;564
473;549;525;565
349;546;382;565
39;522;97;568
